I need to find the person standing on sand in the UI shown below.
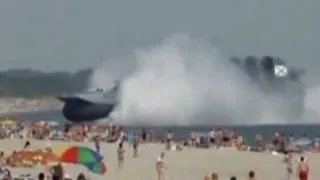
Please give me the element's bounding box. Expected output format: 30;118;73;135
190;132;196;147
117;142;125;169
297;156;309;180
165;130;173;150
283;151;293;180
215;129;223;149
132;132;139;158
156;152;165;180
94;136;100;154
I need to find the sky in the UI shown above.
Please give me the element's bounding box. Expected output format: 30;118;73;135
0;0;319;75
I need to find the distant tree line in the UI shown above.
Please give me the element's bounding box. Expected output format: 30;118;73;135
0;68;93;97
0;56;304;97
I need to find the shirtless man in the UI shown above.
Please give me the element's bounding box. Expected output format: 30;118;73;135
297;156;309;180
156;152;165;180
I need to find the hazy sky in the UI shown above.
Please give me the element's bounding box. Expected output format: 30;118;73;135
0;0;319;74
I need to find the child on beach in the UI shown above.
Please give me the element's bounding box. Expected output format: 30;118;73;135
156;152;165;180
117;142;125;169
297;156;309;180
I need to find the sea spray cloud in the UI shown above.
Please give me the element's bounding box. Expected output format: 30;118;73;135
304;85;320;122
89;34;300;125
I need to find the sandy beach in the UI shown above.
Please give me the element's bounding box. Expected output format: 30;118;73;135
0;139;319;180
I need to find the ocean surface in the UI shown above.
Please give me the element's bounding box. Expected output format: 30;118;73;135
5;109;320;144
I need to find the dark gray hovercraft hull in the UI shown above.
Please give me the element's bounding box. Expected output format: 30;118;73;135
57;97;116;122
230;56;306;121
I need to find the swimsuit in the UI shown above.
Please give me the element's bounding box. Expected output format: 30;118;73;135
299;171;308;180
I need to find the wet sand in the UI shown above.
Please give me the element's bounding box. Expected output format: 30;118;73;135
1;139;320;180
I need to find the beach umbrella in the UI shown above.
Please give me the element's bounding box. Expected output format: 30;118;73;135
59;146;103;164
294;138;312;146
83;161;107;174
52;145;70;157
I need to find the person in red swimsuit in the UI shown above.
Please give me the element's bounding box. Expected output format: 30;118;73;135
297;156;309;180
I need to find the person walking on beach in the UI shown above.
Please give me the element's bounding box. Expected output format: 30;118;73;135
132;132;139;158
165;130;173;150
215;129;223;149
190;132;196;147
283;151;293;180
117;142;125;169
156;152;165;180
297;156;309;180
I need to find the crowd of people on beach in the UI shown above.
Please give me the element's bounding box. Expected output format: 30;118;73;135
0;119;316;180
